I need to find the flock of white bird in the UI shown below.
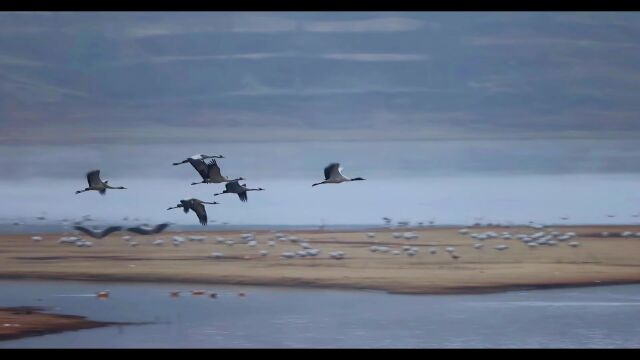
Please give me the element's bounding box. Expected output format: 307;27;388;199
26;217;605;265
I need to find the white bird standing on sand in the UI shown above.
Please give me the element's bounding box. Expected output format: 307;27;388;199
312;163;366;187
167;199;219;226
187;158;244;186
75;170;127;195
214;180;265;203
172;154;224;166
494;244;509;251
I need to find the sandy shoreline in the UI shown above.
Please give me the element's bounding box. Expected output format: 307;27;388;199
1;225;640;295
1;273;639;296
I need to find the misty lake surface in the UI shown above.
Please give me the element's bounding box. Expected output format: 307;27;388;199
1;280;639;348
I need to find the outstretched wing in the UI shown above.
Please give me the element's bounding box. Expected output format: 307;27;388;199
151;222;171;234
100;226;123;238
324;163;340;180
225;181;244;193
74;225;97;238
188;159;209;180
126;226;151;235
87;170;101;187
74;225;122;239
126;223;169;235
192;201;208;225
206;159;223;180
180;200;191;213
238;192;248;202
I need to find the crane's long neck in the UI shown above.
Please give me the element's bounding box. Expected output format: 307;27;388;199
105;183;126;189
246;188;264;192
172;160;188;166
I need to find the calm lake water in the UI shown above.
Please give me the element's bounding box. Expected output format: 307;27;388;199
1;280;639;348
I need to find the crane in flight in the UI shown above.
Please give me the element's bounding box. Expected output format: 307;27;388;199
167;199;219;226
172;154;224;166
312;163;365;187
126;223;171;235
214;180;264;202
73;225;123;239
75;170;127;195
187;159;244;185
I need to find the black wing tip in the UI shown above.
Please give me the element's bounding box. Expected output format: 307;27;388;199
125;227;147;235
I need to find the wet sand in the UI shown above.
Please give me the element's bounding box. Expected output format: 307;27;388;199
1;225;640;294
0;306;116;341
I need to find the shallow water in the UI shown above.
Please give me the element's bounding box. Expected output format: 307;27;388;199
1;280;639;348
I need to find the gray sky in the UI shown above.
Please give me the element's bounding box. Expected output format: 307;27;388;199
1;12;639;225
